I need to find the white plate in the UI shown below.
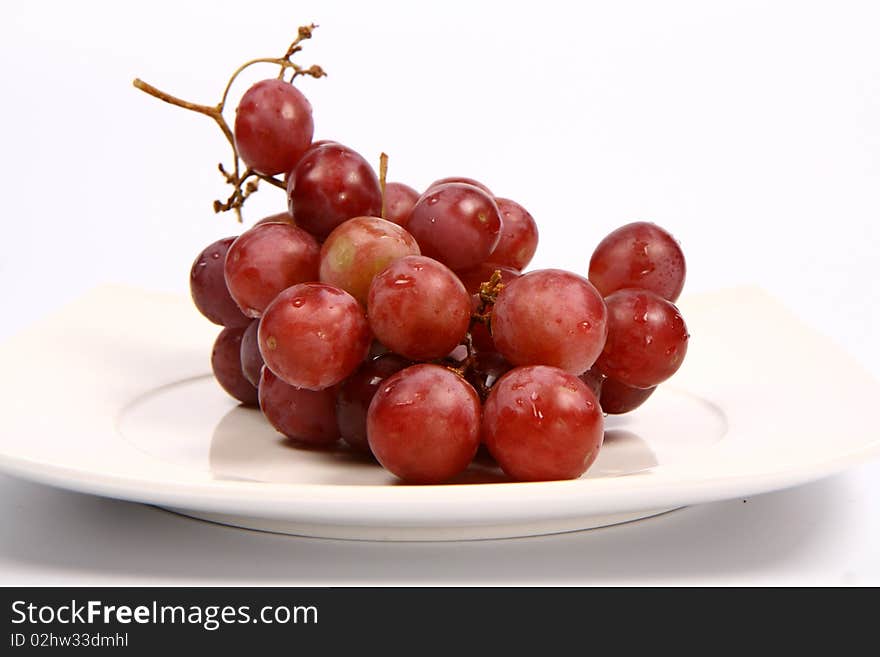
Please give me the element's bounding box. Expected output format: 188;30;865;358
0;285;877;541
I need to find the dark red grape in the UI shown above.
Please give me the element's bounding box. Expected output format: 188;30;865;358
224;222;320;318
190;237;250;328
259;368;339;445
600;377;656;414
491;198;539;271
367;364;481;484
234;79;314;176
336;354;410;452
464;351;513;400
259;283;371;390
383;182;420;227
578;368;605;398
239;319;263;387
595;288;689;388
426;176;493;196
492;269;608;374
319;216;420;306
287;142;382;239
406;183;502;271
588;222;686;302
482;365;603;481
367;255;471;361
211;326;258;406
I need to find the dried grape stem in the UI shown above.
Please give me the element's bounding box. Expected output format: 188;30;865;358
379;152;389;219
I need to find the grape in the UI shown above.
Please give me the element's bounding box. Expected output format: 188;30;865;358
254;211;295;226
491;269;608;374
211;326;258;406
406;183;502;271
367;255;471;360
319;216;420;306
578;368;605;398
287;142;382;239
588;222;686;302
595;289;689;388
426;176;493;196
456;262;521;352
259;282;371;390
234;79;314;176
367;364;481;483
259;368;339;445
491;198;539;271
224;222;320;318
383;182;420;227
482;365;603;481
336;353;410;452
600;377;656;414
190;237;250;328
463;351;513;400
239;319;263;387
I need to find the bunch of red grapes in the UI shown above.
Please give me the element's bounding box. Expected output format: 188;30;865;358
179;36;689;485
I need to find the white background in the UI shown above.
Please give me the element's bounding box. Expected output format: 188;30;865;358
0;0;878;584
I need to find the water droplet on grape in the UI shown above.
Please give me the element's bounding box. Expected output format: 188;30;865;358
644;335;653;345
529;391;539;401
579;321;591;331
292;298;305;308
393;275;414;287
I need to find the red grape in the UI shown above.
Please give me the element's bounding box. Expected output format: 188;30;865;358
259;282;371;390
595;288;689;388
287;142;382;239
426;176;493;196
463;351;513;400
234;79;314;176
382;182;420;227
367;255;471;361
254;211;295;226
578;368;605;398
211;326;258;406
406;183;502;271
259;368;339;445
224;222;320;318
492;269;608;374
491;198;539;271
239;319;263;387
600;377;656;414
336;354;410;452
588;222;686;302
319;216;420;306
456;262;521;352
367;364;481;483
482;365;603;481
190;237;250;328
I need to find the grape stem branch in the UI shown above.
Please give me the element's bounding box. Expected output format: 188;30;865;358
131;23;325;222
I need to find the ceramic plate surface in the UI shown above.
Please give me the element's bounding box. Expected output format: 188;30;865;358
0;286;877;540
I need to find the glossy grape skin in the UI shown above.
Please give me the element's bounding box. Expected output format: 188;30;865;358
601;377;657;414
224;223;320;318
491;198;539;271
254;211;295;226
367;364;481;484
234;79;314;176
190;237;251;328
595;288;689;388
258;283;371;390
406;183;502;271
259;368;339;445
456;262;521;352
426;176;493;196
287;142;382;239
319;216;420;306
211;326;258;406
336;354;410;452
367;255;471;361
492;269;608;375
239;320;264;387
588;222;686;302
482;365;603;481
383;182;420;227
